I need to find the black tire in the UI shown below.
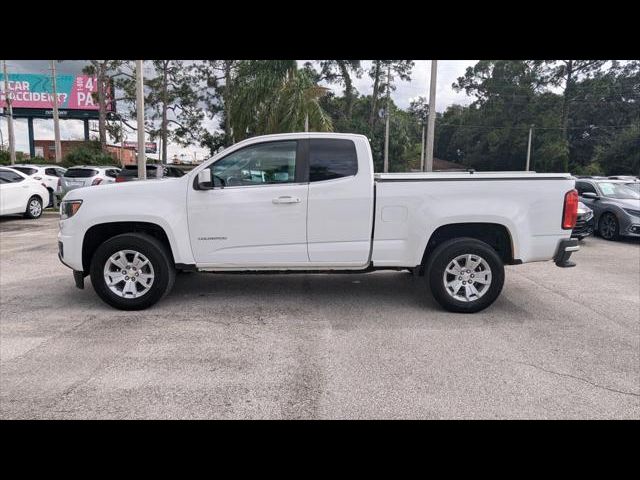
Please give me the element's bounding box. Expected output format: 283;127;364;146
24;195;43;219
425;237;505;313
89;233;176;310
598;212;619;241
46;188;54;208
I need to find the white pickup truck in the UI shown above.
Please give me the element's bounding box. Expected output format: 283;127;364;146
58;133;580;313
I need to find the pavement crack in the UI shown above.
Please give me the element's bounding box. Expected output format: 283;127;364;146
514;360;640;398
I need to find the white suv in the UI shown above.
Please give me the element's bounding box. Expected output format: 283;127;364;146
60;166;121;194
12;164;67;206
0;167;50;219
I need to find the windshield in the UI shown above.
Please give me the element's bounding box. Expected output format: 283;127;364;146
596;182;640;200
64;168;98;178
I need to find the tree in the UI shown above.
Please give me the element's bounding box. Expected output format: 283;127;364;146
193;60;239;147
319;60;363;119
229;60;332;141
367;60;414;135
144;60;205;163
409;96;430;167
82;60;131;149
541;60;606;171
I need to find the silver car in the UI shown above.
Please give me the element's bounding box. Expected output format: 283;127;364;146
60;166;121;194
575;178;640;240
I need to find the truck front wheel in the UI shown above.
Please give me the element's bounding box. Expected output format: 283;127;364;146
426;237;505;313
89;233;176;310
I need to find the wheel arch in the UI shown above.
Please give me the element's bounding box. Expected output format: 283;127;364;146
82;221;175;273
419;222;515;275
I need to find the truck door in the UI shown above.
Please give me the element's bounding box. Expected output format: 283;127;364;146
306;137;374;265
187;140;310;267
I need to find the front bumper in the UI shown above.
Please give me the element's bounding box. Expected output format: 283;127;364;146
572;215;594;239
554;238;579;268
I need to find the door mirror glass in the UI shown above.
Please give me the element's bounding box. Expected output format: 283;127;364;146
197;169;213;189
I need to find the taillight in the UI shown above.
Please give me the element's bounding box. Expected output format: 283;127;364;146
57;178;61;187
115;177;124;182
562;189;579;229
92;178;103;186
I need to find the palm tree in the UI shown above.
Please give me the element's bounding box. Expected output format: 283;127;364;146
229;61;332;141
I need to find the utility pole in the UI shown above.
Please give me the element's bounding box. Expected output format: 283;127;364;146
135;60;146;179
420;121;426;171
425;60;438;172
526;125;534;171
119;114;125;167
383;65;391;173
3;60;16;164
304;113;309;132
50;61;62;163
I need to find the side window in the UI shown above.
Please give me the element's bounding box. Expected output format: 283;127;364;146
0;171;24;183
45;168;58;176
576;181;597;195
210;141;297;187
309;138;358;182
105;169;118;178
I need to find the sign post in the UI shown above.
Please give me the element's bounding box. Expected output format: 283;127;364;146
2;61;16;164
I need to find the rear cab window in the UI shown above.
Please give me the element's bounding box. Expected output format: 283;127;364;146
308;138;357;182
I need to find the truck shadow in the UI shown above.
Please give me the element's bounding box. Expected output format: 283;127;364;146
170;270;435;311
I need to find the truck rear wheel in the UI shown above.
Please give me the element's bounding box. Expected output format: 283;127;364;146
89;233;176;310
426;237;504;313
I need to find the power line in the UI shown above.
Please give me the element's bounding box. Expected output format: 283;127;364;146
437;123;640;130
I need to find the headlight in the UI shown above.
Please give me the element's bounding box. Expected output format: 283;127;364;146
623;208;640;217
60;200;83;220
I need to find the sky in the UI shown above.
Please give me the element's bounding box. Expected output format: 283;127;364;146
1;60;477;161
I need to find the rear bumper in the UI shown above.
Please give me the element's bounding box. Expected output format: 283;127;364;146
554;238;579;267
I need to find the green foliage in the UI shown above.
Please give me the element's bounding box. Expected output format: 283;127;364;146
592;126;640;175
61;142;116;167
0;151;47;165
436;60;640;173
229;61;333;141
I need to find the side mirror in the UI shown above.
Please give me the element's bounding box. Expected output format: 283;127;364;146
582;192;599;200
196;169;213;190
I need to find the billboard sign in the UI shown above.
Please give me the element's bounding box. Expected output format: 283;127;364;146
124;141;157;154
0;74;113;111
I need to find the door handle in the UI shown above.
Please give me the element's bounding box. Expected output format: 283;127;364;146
272;196;301;204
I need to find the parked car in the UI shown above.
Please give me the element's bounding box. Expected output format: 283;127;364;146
12;164;66;206
0;167;50;219
575;178;640;240
115;164;185;182
58;133;580;313
608;175;639;181
60;166;121;194
623;181;640;194
572;202;594;240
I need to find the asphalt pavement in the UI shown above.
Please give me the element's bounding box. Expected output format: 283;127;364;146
1;213;638;419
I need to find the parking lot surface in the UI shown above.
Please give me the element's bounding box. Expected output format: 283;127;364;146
1;213;638;419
